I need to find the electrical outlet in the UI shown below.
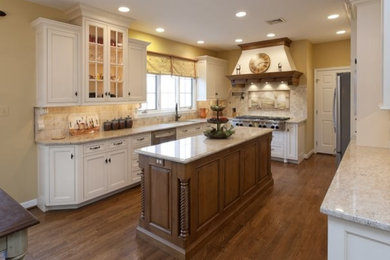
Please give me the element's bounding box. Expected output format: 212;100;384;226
0;105;9;117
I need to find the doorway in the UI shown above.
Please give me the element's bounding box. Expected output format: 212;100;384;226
314;67;350;154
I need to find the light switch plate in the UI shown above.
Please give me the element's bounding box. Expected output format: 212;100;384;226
0;105;9;117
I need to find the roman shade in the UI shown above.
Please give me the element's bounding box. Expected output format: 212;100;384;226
147;51;196;78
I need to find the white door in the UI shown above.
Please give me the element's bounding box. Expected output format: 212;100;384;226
315;68;349;154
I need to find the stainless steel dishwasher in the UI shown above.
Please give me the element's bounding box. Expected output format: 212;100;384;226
151;128;176;145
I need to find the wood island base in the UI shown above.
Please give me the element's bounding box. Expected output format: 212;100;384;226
136;131;273;259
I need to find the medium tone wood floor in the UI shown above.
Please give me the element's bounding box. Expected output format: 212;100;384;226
26;154;336;260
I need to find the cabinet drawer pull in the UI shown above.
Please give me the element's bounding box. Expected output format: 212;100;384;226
108;158;111;163
90;145;100;150
195;127;201;130
70;153;74;159
182;129;188;132
113;141;123;146
137;137;145;141
128;92;131;96
75;91;78;97
105;158;108;163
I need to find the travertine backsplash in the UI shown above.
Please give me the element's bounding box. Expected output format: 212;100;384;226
224;82;307;119
35;83;306;140
35;104;201;139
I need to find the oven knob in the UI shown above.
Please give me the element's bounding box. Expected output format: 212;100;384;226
248;124;253;127
271;125;275;129
235;123;239;126
239;123;243;126
275;126;279;129
262;125;267;128
258;125;262;128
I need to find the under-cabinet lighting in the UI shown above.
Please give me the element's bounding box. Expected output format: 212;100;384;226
336;30;346;35
118;6;130;13
156;27;165;33
328;14;339;20
235;11;247;18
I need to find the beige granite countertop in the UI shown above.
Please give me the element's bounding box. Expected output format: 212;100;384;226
287;118;306;124
35;119;207;145
320;140;390;231
135;127;273;163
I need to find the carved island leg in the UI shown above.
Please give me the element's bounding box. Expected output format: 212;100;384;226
179;179;190;239
140;168;145;220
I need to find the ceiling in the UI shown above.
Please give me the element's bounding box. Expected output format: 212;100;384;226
26;0;350;51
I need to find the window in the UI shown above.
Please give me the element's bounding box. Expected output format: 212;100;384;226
140;74;195;113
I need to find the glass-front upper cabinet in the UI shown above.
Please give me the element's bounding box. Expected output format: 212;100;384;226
85;19;128;103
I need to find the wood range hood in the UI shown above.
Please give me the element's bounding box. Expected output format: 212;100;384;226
227;37;303;87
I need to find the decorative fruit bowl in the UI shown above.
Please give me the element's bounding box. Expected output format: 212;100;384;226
204;125;235;139
204;100;235;139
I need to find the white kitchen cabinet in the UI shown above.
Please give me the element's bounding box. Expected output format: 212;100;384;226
127;38;150;102
196;56;229;100
328;216;390;260
37;144;83;211
176;123;205;139
83;19;128;103
66;5;133;104
271;131;286;160
129;133;151;184
32;18;81;107
83;138;128;200
286;122;305;163
84;151;107;199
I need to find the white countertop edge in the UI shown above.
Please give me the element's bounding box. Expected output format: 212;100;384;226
320;206;390;232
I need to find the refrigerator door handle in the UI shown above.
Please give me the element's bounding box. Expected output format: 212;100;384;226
332;87;337;133
336;75;342;152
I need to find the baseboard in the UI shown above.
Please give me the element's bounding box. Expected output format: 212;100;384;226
21;199;37;209
304;149;315;159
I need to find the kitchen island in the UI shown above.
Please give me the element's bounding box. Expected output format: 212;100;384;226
321;140;390;260
135;127;273;259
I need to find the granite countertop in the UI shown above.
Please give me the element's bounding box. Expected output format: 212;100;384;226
320;140;390;231
135;127;273;164
36;119;207;145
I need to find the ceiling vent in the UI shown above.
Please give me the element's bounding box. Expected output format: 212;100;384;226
266;18;286;25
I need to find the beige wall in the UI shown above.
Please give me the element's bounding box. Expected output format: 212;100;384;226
290;40;314;154
313;40;350;69
216;49;241;74
0;0;67;202
129;29;216;59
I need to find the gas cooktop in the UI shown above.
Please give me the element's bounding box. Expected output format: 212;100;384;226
231;115;290;130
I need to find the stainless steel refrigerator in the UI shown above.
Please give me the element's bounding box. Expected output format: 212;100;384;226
333;72;351;166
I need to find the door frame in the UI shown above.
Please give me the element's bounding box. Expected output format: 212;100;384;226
314;66;350;154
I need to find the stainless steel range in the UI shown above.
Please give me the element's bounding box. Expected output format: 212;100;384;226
231;115;290;131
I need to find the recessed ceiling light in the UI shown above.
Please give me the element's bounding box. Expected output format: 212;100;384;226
156;27;165;33
328;14;339;20
235;11;247;18
235;39;243;43
267;33;276;38
118;6;130;13
336;30;346;35
197;40;204;44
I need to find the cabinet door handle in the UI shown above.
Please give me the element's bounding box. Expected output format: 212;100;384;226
105;158;108;163
215;92;218;96
70;153;74;159
183;129;188;132
113;141;123;146
108;158;111;163
105;92;108;96
90;145;100;150
75;91;78;97
137;137;145;141
128;92;131;96
108;92;111;97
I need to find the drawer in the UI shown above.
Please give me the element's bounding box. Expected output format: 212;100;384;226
130;133;151;148
84;142;106;154
108;138;127;149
